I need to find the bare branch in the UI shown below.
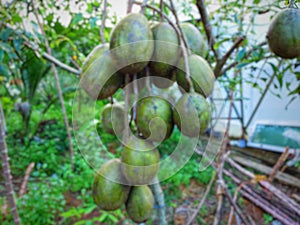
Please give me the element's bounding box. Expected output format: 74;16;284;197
100;0;107;43
19;162;35;198
186;172;216;225
0;103;21;225
4;23;81;75
214;36;246;78
195;0;219;59
32;0;74;170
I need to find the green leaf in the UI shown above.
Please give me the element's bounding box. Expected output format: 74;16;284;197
71;13;83;25
12;14;22;23
235;48;246;61
0;63;10;77
13;36;23;53
0;28;13;41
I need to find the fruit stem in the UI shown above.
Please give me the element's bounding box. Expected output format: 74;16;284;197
168;0;195;93
289;0;296;8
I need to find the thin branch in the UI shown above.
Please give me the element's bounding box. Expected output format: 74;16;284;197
127;0;134;14
186;172;216;225
140;0;149;13
100;0;107;43
214;36;246;78
195;0;219;59
245;60;282;129
268;147;289;182
19;162;35;198
168;0;194;92
32;0;74;170
0;103;21;225
3;23;81;75
220;41;267;75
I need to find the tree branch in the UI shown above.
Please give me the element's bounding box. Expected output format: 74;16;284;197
195;0;219;60
4;23;81;75
100;0;107;43
32;0;74;170
0;103;21;225
186;172;216;225
214;36;246;78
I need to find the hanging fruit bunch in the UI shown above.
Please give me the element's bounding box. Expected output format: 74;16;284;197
266;2;300;59
80;2;215;223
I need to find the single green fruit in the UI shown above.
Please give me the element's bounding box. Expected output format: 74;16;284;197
267;8;300;59
92;159;131;211
176;54;215;97
174;92;210;137
110;13;154;74
126;185;154;223
149;22;181;78
181;23;207;57
101;102;125;136
121;137;160;185
80;44;123;100
135;96;174;142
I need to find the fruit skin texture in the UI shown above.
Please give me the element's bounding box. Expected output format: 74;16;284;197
121;137;160;185
174;92;210;137
176;54;215;97
136;96;174;142
267;8;300;59
149;22;181;78
126;185;154;223
101;102;125;136
80;44;123;100
92;159;131;211
181;23;207;57
110;13;154;74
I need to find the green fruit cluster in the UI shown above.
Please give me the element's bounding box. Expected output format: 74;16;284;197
87;12;216;223
92;159;155;223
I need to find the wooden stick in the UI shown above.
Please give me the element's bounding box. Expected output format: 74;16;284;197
19;162;35;198
268;146;289;182
231;155;300;188
186;172;216;225
0;104;21;225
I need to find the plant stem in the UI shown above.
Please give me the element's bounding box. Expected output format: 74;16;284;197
100;0;107;43
0;103;21;225
32;0;74;170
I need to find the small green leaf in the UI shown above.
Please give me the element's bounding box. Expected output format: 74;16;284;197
235;48;246;61
0;63;10;77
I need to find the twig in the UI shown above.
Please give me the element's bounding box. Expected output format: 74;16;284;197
3;22;80;75
19;162;35;198
100;0;107;43
127;0;134;14
214;36;246;77
168;0;194;92
220;41;267;75
0;103;21;225
186;172;216;225
245;60;281;129
123;74;131;141
224;170;299;225
32;0;74;170
223;183;251;225
268;147;289;182
140;0;148;13
195;0;219;59
149;177;167;225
